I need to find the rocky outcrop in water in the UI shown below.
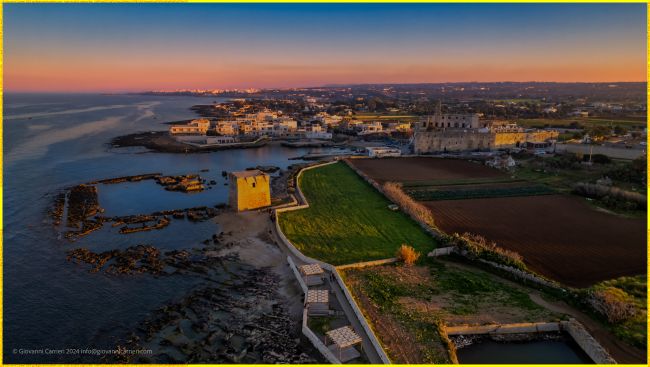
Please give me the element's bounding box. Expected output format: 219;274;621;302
66;185;100;228
156;174;204;192
109;265;317;364
50;192;66;226
67;245;164;275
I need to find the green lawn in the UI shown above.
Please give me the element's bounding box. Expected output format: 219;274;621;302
279;162;437;265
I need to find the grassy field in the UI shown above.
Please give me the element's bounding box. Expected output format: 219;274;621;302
279;162;436;265
342;259;559;363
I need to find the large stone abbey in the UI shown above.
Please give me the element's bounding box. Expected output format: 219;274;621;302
413;113;558;154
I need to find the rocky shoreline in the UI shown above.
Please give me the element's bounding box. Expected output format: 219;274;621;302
71;210;323;364
50;166;322;363
111;131;268;153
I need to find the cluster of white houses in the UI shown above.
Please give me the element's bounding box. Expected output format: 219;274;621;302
169;109;416;145
169;111;333;142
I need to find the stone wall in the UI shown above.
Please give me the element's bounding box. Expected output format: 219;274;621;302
445;319;615;364
333;269;392;364
413;130;493;154
413;129;559;153
561;319;617;364
428;246;456;257
336;258;398;270
301;308;341;364
446;322;561;336
287;256;309;294
274;160;391;364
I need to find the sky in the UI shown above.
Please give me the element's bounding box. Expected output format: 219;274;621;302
3;3;648;93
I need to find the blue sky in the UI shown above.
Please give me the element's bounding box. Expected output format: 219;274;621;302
4;3;647;92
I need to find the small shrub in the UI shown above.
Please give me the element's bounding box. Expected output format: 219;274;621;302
588;287;638;323
396;244;420;266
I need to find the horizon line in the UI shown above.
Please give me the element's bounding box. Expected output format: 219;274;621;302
5;80;648;94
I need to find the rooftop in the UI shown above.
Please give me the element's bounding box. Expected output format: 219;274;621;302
326;326;362;349
230;169;268;178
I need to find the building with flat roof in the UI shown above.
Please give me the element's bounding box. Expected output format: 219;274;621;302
169;118;211;135
228;170;271;211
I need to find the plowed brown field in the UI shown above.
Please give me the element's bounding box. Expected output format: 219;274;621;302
424;195;647;287
347;157;504;183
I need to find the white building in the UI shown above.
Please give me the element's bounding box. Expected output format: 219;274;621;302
169;119;211;135
206;136;237;144
367;146;401;158
359;121;383;135
216;121;239;136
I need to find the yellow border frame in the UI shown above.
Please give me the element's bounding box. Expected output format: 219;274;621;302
0;1;647;367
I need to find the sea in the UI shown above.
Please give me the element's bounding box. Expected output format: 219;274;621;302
2;93;315;363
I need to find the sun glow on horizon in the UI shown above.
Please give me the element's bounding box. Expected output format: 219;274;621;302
4;3;647;93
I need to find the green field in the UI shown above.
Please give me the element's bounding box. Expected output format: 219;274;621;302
279;162;436;265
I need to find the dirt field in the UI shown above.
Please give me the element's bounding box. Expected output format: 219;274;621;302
424;195;647;287
347;157;505;184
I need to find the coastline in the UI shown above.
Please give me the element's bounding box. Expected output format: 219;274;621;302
110;131;269;153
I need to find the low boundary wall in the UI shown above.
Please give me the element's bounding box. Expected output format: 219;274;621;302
287;256;341;364
428;246;564;291
275;160;391;364
336;258;398;270
561;319;617;364
302;307;341;363
446;322;561;336
287;256;308;294
446;319;615;364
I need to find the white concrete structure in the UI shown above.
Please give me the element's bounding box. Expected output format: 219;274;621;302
358;121;383;135
367;146;401;158
169;118;211;135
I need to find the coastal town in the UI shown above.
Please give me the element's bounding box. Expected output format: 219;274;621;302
51;82;647;364
147;83;646;163
4;3;647;366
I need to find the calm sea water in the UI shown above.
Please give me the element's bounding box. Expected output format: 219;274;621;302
3;93;312;363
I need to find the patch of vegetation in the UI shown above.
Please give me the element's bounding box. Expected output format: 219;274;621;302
584;275;647;349
426;259;541;312
353;269;452;363
279;162;436;265
345;260;553;363
606;155;647;188
516;153;646;192
307;316;337;336
406;184;555;201
439;232;527;271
